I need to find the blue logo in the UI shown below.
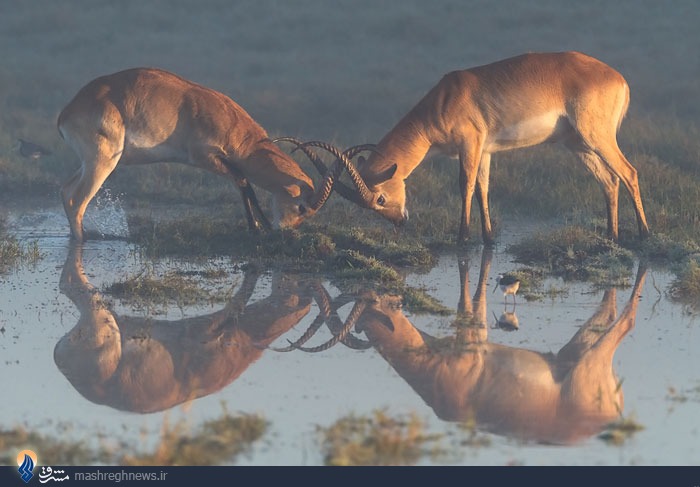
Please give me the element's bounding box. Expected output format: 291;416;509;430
17;450;37;483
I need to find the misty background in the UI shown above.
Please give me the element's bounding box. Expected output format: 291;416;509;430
2;1;698;149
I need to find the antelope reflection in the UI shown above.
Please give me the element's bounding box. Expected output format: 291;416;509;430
54;245;316;413
290;248;646;445
358;251;646;444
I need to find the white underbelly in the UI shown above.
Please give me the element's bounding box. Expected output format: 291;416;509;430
488;111;569;152
123;129;186;163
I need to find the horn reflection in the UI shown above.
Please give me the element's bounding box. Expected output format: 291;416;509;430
286;247;647;446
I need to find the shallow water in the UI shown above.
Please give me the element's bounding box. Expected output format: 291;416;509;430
1;201;698;466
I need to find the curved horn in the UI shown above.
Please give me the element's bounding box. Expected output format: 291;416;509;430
293;300;367;353
271;282;333;352
301;141;374;207
343;144;379;160
273;137;363;205
272;137;330;177
305;157;344;213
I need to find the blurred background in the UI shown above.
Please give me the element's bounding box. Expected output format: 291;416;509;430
1;0;698;238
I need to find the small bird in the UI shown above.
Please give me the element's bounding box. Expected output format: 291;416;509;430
493;273;521;306
17;138;51;159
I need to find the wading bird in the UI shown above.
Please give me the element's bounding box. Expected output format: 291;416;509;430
57;68;352;241
493;273;521;307
311;51;650;244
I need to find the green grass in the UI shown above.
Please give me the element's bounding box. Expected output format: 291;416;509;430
507;226;635;287
317;410;444;466
0;220;42;274
122;409;267;466
0;406;267;466
2;2;700;299
103;268;233;312
669;258;700;309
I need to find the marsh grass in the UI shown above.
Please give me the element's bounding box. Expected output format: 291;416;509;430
0;424;106;465
3;3;700;303
669;258;700;309
0;225;42;274
128;215;450;314
104;268;233;312
317;410;445;466
0;407;267;466
507;226;635;286
122;410;267;466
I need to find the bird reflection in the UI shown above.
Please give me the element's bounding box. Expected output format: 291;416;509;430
492;311;519;331
54;244;319;413
291;247;647;446
56;242;647;444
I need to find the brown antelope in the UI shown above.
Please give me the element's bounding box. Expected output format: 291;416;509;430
312;51;650;244
54;245;320;413
57;68;350;241
354;253;647;444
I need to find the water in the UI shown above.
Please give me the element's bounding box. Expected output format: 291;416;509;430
0;201;698;466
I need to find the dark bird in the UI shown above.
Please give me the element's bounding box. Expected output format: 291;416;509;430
493;273;521;306
17;138;51;159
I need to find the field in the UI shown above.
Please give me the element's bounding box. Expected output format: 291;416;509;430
1;0;699;247
1;0;699;468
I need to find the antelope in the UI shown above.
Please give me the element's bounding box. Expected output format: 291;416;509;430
57;68;350;241
312;51;650;244
55;244;320;413
355;253;647;444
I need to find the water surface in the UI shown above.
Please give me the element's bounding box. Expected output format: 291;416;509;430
1;201;698;466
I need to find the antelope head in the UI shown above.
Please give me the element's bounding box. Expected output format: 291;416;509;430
293;141;404;225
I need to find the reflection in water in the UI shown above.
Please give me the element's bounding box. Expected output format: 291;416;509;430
54;244;317;413
293;247;647;446
356;248;647;445
55;243;646;445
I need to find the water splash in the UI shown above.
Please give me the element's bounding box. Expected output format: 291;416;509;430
84;188;129;239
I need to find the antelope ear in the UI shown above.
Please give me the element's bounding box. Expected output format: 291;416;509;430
369;164;398;185
284;184;302;198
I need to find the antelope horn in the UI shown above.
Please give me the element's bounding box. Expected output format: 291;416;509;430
326;294;371;350
293;300;367;353
306;155;344;213
301;141;374;207
271;281;333;352
343;143;379;160
272;137;329;176
273;137;362;204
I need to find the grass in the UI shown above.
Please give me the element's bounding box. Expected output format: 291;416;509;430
103;267;234;312
0;423;105;465
669;258;700;309
0;406;267;466
2;3;700;305
0;218;42;273
121;409;267;466
317;410;445;466
507;226;635;287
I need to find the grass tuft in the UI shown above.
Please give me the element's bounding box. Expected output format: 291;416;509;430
508;226;635;286
317;410;444;466
669;258;700;309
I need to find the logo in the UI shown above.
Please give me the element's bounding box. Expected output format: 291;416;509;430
17;450;37;483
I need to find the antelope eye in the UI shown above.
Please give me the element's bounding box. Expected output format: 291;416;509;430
298;204;307;215
377;195;386;207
